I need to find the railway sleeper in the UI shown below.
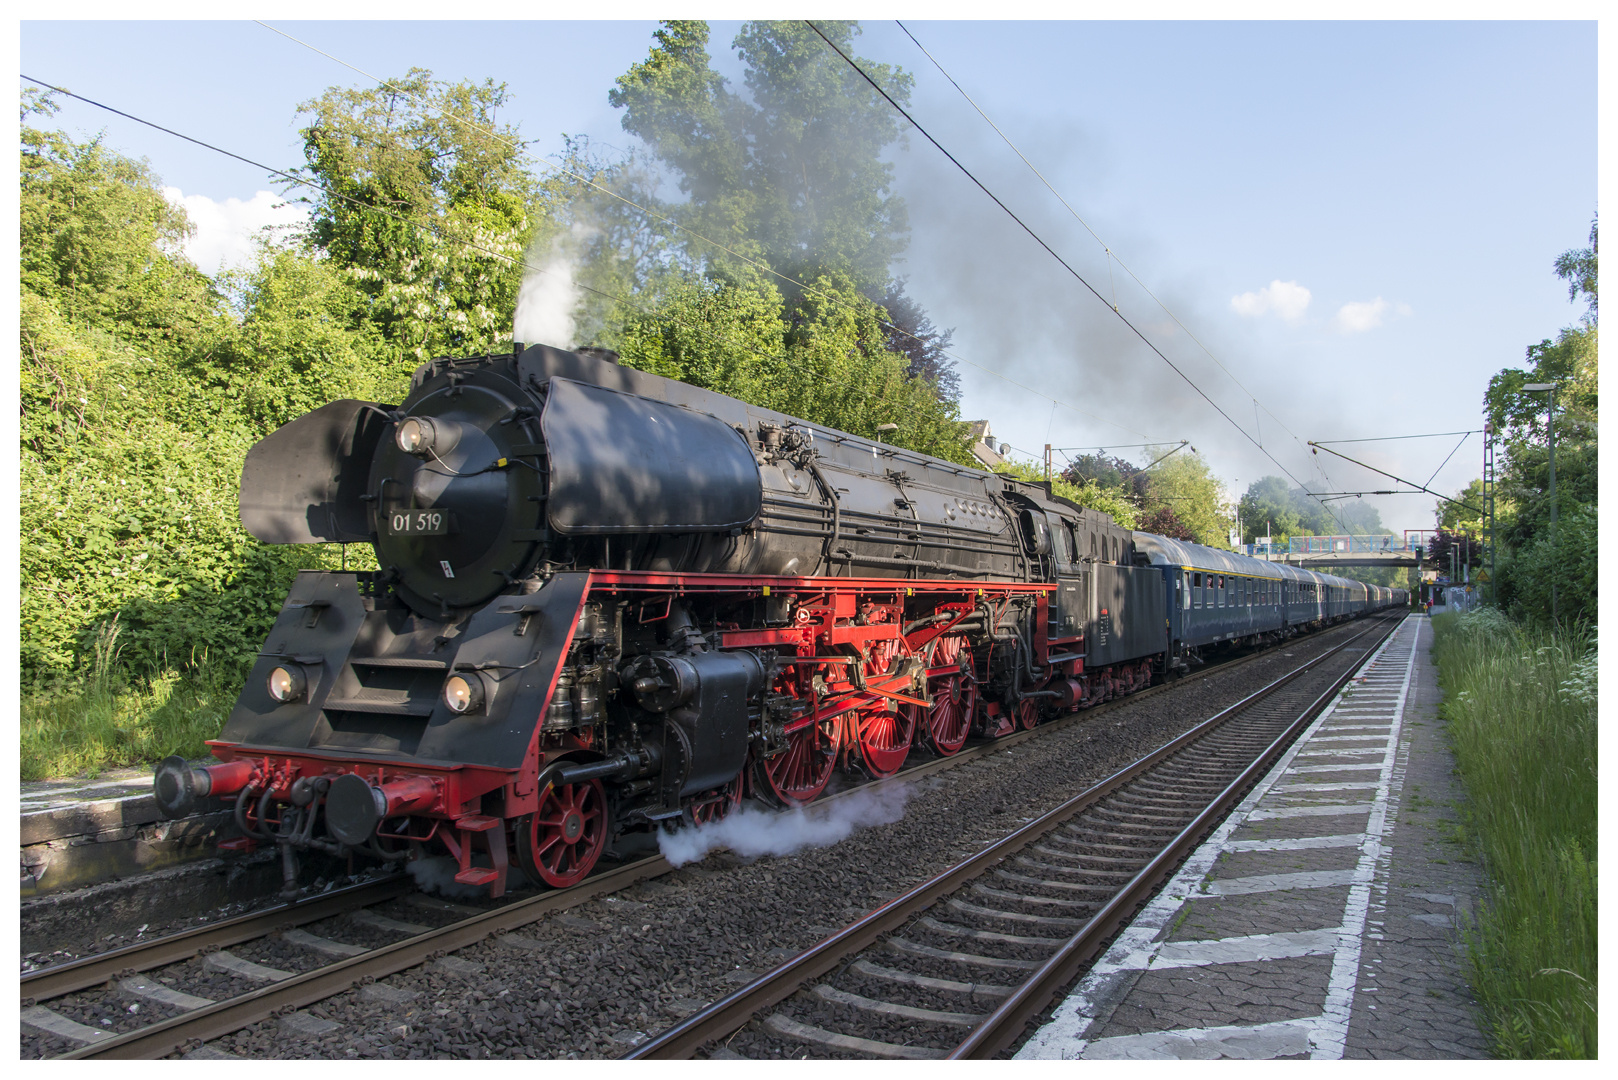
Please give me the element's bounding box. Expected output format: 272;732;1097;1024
887;936;1044;970
849;958;1012;1000
993;869;1117;895
917;916;1067;948
810;984;984;1027
762;1013;946;1060
945;898;1087;929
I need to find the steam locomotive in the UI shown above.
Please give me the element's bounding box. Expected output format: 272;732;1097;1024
152;343;1406;896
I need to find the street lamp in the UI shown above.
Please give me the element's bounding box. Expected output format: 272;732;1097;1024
1524;382;1557;624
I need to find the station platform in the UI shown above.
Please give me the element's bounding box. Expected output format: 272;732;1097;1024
21;765;240;898
1017;615;1491;1059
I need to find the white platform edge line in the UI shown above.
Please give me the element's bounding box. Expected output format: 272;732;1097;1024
1310;618;1421;1058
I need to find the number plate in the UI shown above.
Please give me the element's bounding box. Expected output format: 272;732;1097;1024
387;510;448;536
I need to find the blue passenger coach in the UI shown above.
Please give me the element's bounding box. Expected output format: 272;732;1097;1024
1133;534;1387;674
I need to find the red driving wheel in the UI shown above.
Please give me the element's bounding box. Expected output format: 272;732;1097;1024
856;638;915;778
923;675;976;755
921;635;975;756
756;716;841;807
516;777;607;888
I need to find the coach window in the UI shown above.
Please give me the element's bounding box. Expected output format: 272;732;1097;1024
1192;571;1202;607
1216;575;1224;607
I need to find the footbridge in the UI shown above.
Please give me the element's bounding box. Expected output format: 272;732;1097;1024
1241;535;1431;569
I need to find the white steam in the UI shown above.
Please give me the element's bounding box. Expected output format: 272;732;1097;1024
406;855;489;900
657;783;913;868
512;222;596;350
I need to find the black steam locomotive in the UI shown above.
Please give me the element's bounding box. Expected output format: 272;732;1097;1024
153;343;1404;895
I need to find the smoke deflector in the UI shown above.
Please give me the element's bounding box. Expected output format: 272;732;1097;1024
239;399;390;544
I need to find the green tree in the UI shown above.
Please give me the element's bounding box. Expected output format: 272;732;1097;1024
1142;449;1234;548
1060;447;1230;542
1553;214;1597;318
1437;479;1486;534
208;245;401;431
1236;475;1373;543
21;96;220;354
607;21;959;402
610;20;911;293
993;460;1139;529
292;69;541;363
1479;218;1598;624
19;106;368;680
615;270;975;464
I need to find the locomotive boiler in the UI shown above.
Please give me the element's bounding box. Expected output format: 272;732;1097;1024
152;342;1393;897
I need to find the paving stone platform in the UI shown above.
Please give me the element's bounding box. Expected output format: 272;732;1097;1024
1019;615;1490;1060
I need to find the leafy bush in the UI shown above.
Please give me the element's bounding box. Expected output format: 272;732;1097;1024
1498;502;1597;627
1434;609;1597;1058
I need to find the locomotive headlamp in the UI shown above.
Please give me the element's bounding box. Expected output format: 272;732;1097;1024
395;416;435;455
267;665;308;703
444;673;486;714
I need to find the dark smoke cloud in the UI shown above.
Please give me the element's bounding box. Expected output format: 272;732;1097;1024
885;96;1396;526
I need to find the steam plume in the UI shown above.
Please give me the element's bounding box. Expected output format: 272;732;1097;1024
513;222;596;349
406;855;489;900
657;783;913;867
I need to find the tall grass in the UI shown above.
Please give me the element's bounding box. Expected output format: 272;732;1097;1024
1432;609;1597;1058
20;617;247;781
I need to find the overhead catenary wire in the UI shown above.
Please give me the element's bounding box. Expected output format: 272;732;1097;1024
1313;429;1483;444
1307;443;1483;514
811;20;1351;536
1422;431;1471;489
249;20;1160;445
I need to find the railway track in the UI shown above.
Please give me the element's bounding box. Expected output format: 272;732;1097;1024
20;614;1395;1060
624;611;1405;1060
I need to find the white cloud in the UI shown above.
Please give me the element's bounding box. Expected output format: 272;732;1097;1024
1229;279;1311;322
1332;297;1392;333
162;188;309;276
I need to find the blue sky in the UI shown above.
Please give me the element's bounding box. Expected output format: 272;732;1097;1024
19;17;1598;537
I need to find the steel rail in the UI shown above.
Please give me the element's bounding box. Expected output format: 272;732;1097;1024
623;611;1402;1059
951;615;1403;1057
57;853;673;1060
21;875;415;1002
